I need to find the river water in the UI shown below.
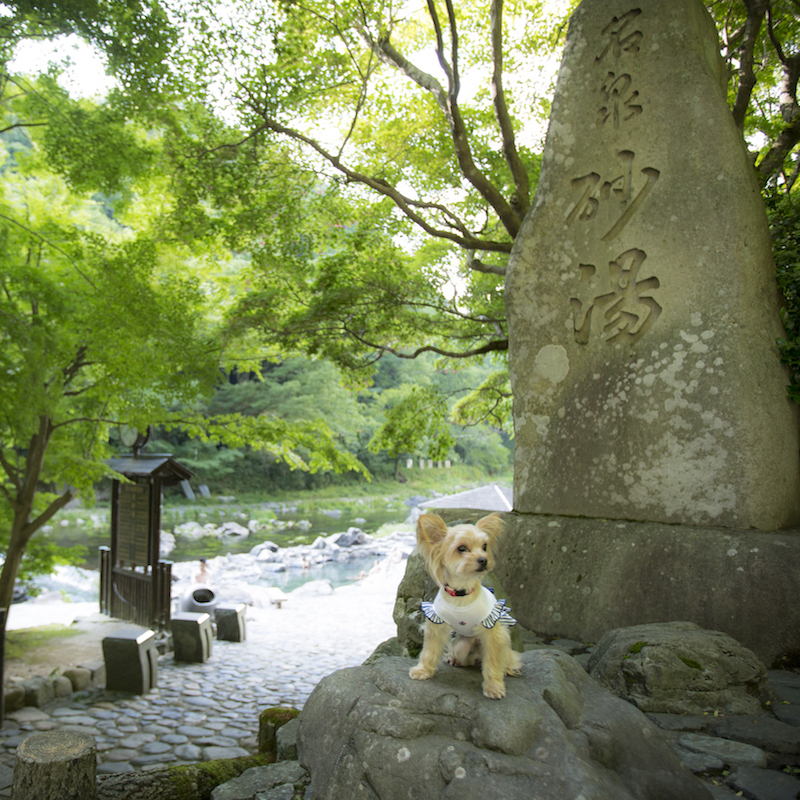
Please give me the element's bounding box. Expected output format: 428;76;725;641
44;500;413;574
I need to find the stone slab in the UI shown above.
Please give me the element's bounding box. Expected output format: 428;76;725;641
712;716;800;755
679;733;768;768
495;513;800;667
505;0;800;529
725;766;800;800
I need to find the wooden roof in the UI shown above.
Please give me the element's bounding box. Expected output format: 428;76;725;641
107;454;194;485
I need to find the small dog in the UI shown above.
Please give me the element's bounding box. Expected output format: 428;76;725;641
409;512;522;699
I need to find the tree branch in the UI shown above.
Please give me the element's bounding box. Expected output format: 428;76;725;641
467;250;507;276
0;121;47;135
343;323;508;360
357;20;523;239
0;213;98;289
731;0;769;130
766;6;800;125
490;0;530;217
0;448;19;491
21;488;75;542
757;112;800;185
246;111;512;253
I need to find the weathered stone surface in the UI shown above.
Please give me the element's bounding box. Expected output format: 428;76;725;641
588;622;771;714
678;734;767;768
23;676;55;708
52;676;73;698
505;0;800;530
711;715;800;755
275;719;298;762
4;684;25;713
297;651;712;800
767;670;800;704
648;714;714;733
63;668;92;692
78;661;106;687
704;784;741;800
210;762;309;800
494;513;800;667
725;765;800;800
201;746;250;760
675;746;725;774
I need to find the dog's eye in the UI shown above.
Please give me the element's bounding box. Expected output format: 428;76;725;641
482;543;487;551
457;545;467;553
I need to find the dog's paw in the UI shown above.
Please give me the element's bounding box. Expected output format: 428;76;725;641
505;652;523;676
409;664;435;681
444;655;464;667
482;680;506;700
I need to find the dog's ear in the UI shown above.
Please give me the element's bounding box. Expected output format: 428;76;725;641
476;513;503;540
416;513;449;546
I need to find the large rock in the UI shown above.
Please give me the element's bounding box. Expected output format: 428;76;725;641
297;651;712;800
505;0;800;530
587;622;771;714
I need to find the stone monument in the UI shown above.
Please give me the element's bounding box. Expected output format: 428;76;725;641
500;0;800;664
505;0;800;531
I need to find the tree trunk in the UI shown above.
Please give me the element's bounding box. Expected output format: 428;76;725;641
96;754;273;800
12;730;96;800
0;523;28;614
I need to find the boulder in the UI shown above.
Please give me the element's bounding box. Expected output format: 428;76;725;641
4;684;25;713
588;621;771;714
24;676;55;708
329;528;372;547
173;521;206;540
297;651;712;800
210;762;308;800
52;676;73;698
250;541;279;558
218;522;249;539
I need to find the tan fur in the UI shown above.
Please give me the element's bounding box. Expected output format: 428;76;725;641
409;512;522;699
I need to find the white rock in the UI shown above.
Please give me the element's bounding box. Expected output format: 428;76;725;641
218;521;249;538
160;532;176;558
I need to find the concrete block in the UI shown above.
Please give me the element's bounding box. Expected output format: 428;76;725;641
215;604;246;642
172;612;213;663
102;628;158;694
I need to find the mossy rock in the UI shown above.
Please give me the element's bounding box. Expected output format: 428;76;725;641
258;707;301;756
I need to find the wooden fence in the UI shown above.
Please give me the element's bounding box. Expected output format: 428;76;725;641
99;546;172;631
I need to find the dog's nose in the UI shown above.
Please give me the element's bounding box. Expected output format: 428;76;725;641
477;557;488;569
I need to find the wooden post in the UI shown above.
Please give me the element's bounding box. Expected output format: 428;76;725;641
12;730;97;800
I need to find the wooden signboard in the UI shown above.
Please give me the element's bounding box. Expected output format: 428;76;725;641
116;483;151;565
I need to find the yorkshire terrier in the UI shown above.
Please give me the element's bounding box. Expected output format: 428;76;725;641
409;512;522;699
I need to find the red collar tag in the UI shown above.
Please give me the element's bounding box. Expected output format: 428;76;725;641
444;584;474;597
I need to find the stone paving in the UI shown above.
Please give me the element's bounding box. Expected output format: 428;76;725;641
0;558;408;795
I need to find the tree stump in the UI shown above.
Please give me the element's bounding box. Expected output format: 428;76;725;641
12;730;97;800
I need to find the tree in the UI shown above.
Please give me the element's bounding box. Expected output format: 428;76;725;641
154;0;799;437
153;358;376;491
0;172;218;611
11;0;798;472
706;0;800;190
0;8;367;611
